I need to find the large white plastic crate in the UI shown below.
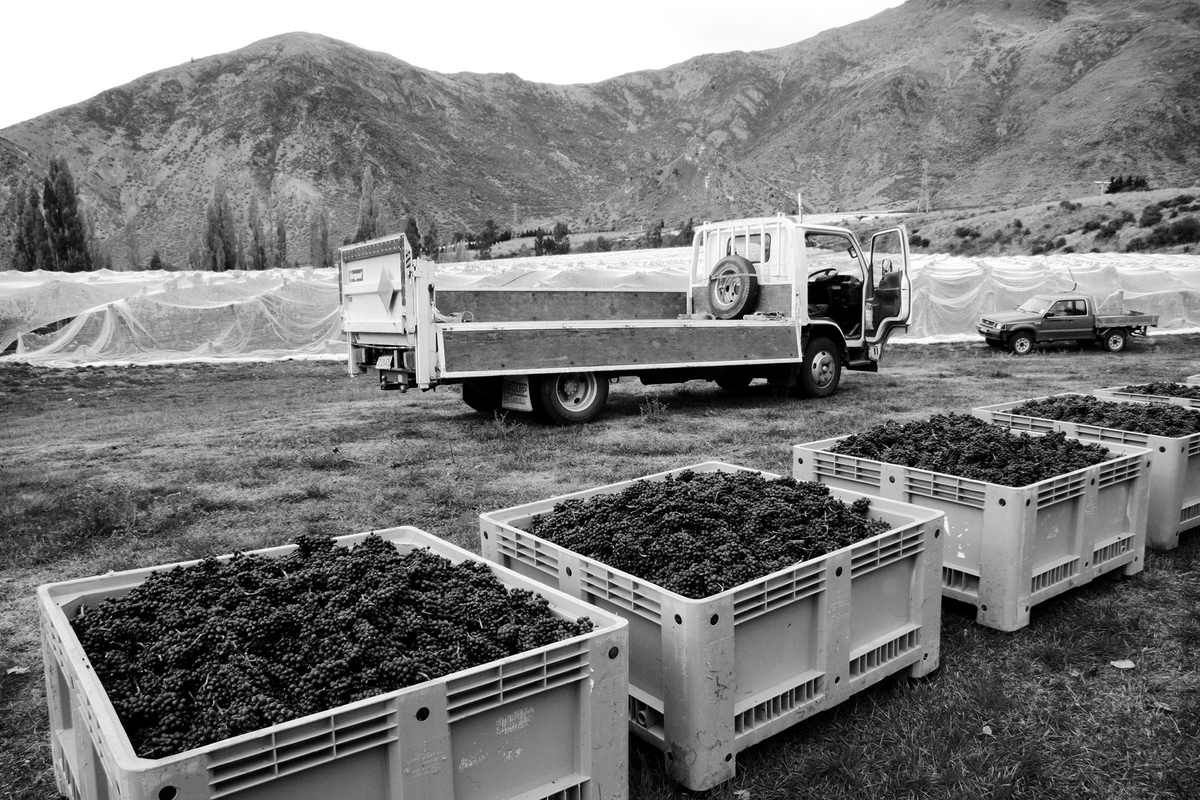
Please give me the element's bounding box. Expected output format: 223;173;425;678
478;461;944;792
38;527;629;800
1096;384;1200;410
974;393;1200;550
793;432;1150;632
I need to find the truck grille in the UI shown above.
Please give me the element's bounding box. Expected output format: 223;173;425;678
980;318;996;328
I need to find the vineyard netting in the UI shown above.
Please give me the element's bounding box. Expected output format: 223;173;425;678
2;250;1198;366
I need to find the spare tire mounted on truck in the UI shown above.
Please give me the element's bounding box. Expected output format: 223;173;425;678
707;255;759;320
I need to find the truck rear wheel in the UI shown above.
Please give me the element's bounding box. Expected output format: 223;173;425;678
1008;332;1035;355
799;337;841;398
1101;329;1128;353
461;378;502;414
534;372;609;424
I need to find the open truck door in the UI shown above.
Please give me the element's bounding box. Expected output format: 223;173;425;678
865;226;911;346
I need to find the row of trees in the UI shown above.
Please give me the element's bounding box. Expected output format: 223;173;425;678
195;181;292;271
1105;175;1150;193
10;158;102;271
7;157;698;271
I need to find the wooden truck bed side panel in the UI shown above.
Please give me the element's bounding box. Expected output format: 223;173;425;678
439;322;801;375
436;289;687;322
690;283;793;317
1095;313;1157;328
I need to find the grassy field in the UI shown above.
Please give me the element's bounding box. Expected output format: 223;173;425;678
2;337;1199;800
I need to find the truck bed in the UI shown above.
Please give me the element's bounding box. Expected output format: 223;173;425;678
1095;312;1157;328
438;318;802;377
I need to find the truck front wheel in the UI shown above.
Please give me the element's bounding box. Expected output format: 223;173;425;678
1008;332;1036;355
535;372;609;424
799;337;841;398
1101;329;1128;353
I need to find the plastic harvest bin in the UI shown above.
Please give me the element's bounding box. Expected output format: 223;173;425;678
974;394;1200;550
1096;384;1200;410
793;434;1150;632
38;527;629;800
478;461;945;792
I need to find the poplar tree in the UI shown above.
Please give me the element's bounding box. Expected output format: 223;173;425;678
247;196;267;270
421;220;440;262
204;182;239;271
274;217;287;268
353;164;378;243
309;206;331;267
405;216;421;257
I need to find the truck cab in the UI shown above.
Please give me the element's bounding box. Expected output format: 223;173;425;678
340;215;912;423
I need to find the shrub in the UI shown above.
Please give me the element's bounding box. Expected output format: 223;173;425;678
1140;204;1164;227
954;225;981;239
1058;200;1082;211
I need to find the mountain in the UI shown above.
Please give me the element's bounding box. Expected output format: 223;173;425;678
1;0;1198;268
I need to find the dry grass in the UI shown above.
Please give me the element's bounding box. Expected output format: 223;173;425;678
2;337;1199;799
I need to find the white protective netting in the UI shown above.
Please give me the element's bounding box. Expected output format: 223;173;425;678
1;250;1198;367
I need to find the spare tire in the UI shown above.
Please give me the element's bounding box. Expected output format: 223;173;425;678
707;255;760;320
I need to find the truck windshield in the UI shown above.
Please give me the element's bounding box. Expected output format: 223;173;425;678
1017;295;1054;314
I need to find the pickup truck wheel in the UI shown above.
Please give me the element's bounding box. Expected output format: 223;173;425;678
534;372;609;424
461;378;502;414
1101;329;1128;353
707;256;759;320
1008;332;1035;355
799;337;841;398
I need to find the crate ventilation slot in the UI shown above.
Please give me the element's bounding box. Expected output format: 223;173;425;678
1188;438;1200;457
495;530;559;578
1036;474;1086;508
578;565;661;623
849;628;919;678
851;528;924;578
732;564;824;623
905;473;986;509
813;453;880;486
1093;535;1133;566
1098;458;1142;489
1179;502;1200;524
996;412;1052;433
941;566;980;597
208;701;398;797
446;643;590;722
1030;558;1079;594
733;674;823;735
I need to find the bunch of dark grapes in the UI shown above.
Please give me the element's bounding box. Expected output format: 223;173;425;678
1120;382;1200;401
830;413;1112;486
71;535;593;758
1011;395;1200;438
526;471;890;599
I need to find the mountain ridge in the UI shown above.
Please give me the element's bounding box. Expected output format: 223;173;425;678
1;0;1198;268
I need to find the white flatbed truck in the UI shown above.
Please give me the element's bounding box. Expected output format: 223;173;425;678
340;216;913;423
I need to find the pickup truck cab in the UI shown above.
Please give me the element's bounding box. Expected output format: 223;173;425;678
977;294;1157;354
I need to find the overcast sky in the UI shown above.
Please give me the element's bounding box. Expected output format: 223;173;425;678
2;0;901;129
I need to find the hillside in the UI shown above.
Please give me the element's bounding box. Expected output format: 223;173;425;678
1;0;1198;268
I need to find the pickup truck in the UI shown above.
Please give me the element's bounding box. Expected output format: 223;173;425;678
340;215;912;423
977;293;1157;354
